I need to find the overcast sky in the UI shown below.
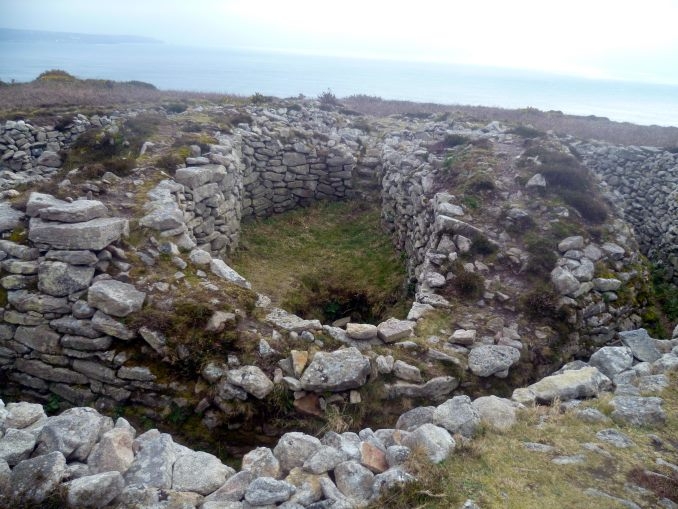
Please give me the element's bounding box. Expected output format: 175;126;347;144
3;0;678;85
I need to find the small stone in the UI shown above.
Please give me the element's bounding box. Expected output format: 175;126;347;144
377;317;415;343
346;323;378;340
244;477;296;505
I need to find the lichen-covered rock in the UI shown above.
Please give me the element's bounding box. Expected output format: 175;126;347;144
432;396;481;437
210;259;251;289
273;432;322;474
299;347;370;392
87;279;146;317
334;460;375;502
124;432;176;489
0;428;36;466
244;476;296;505
87;427;135;474
550;267;581;295
589;346;634;379
346;323;378;340
242;447;281;479
619;329;662;363
38;261;95;297
227;366;274;399
376;317;415;343
513;367;612;404
468;344;521;377
29;217;128;250
9;451;66;504
471;395;523;431
65;471;125;508
610;396;666;426
172;450;235;495
39;199;108;223
34;407;112;462
402;423;455;463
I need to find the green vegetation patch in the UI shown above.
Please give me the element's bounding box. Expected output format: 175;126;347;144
232;200;408;323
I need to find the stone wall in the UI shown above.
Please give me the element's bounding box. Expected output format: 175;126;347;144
574;140;678;284
0;116;116;190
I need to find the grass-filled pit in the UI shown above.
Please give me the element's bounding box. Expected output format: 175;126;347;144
232;200;410;324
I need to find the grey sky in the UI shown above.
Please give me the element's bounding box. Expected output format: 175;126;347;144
3;0;678;85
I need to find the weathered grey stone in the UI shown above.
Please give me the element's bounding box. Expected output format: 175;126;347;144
303;445;347;474
377;317;415;343
91;310;135;340
88;427;134;474
551;267;581;295
61;334;112;351
346;323;378;340
10;451;66;504
124;432;176;489
242;447;282;479
300;347;370;392
29;217;128;250
402;423;455;463
432;396;481;437
34;407;112;461
227;365;274;399
0;202;24;234
210;258;251;289
574;407;610;423
87;279;145;317
266;308;321;332
601;242;625;260
0;428;36;465
334;460;374;502
65;471;125;508
8;290;70;314
39;200;108;223
1;259;38;274
140;203;184;231
139;326;168;355
175;164;226;189
173;450;235;495
558;236;584;252
0;240;39;260
468;344;521;377
595;429;634;448
72;359;118;384
38;261;95;297
526;173;546;188
395;406;435;431
592;278;622;292
371;468;415;498
14;325;61;353
320;432;361;462
285;467;324;506
15;358;88;384
50;316;100;338
610;396;666;426
45;250;98;266
619;329;662;362
386;376;459;400
203;470;253;503
3;402;46;429
117;366;155;381
189;248;212;266
245;476;296;505
273;432;322;474
25;192;67;217
36;150;62;168
513;367;612;404
471;395;522;431
589;346;634;379
393;360;422;382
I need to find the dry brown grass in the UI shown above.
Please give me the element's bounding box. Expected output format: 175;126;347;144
0;77;242;121
342;95;678;147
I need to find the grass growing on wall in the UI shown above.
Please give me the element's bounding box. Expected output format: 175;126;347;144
231;200;409;323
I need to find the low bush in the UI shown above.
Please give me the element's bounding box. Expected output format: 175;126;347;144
36;69;76;82
164;101;188;114
520;284;560;319
444;262;485;300
509;125;546;138
524;233;558;278
470;234;498;256
560;189;608;223
318;89;340;107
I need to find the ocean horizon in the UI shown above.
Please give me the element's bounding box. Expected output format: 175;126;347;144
1;38;677;128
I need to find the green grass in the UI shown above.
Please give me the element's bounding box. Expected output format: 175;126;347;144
231;200;409;323
372;374;678;508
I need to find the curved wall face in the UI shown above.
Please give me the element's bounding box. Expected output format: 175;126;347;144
575;141;678;283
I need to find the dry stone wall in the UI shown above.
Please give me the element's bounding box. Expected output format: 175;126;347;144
574;140;678;284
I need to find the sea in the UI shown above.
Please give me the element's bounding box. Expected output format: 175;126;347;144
1;39;677;128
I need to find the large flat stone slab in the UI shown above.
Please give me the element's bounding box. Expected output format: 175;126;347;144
39;200;108;223
29;217;128;250
87;280;145;317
